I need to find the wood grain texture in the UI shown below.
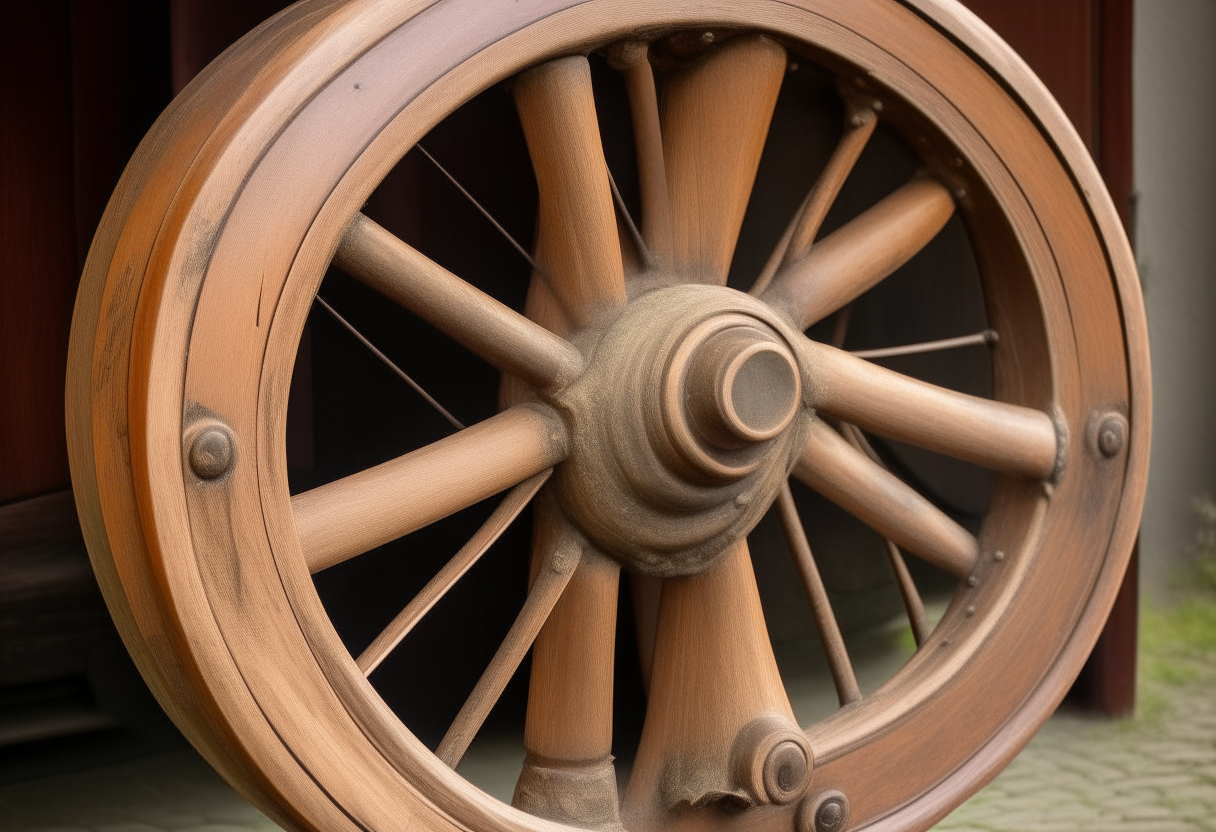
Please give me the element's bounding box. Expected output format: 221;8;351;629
293;405;566;572
795;419;978;578
336;213;584;391
801;338;1059;478
62;2;1149;831
614;41;672;266
751;102;877;296
763;177;956;328
515;56;626;324
435;523;580;768
625;540;794;819
663;34;786;283
522;515;619;765
356;470;550;675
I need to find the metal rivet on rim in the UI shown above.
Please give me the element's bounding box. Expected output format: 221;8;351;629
188;425;234;480
798;790;850;832
1097;414;1127;457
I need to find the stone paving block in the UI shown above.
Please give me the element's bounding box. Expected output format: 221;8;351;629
947;802;1006;821
1164;782;1216;802
1115;773;1200;793
1121;801;1183;821
1053;757;1127;783
967;809;1041;830
984;775;1041;796
1102;791;1165;810
1156;747;1216;764
1169;801;1212;820
1019;788;1079;807
1098;822;1200;832
1001;821;1094;832
1094;750;1146;771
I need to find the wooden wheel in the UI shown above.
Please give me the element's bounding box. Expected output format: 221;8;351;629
66;2;1148;832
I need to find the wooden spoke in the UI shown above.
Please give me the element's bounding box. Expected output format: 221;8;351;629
774;484;862;706
794;419;978;579
663;34;786;283
799;339;1058;478
625;540;796;814
335;214;583;391
611;40;673;266
515;56;627;325
513;508;622;827
763;177;956;328
434;527;581;768
355;470;551;676
839;423;931;646
293;406;567;573
522;534;620;764
751;105;877;295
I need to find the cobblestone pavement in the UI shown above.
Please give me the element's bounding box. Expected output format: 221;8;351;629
2;624;1213;831
934;676;1216;832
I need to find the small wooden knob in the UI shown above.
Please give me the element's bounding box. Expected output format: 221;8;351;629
731;713;813;805
685;326;801;449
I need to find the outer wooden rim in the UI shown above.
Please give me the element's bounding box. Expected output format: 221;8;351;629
66;2;1149;831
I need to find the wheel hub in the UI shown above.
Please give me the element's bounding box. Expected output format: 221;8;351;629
551;284;810;576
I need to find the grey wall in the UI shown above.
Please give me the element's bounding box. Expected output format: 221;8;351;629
1135;0;1216;597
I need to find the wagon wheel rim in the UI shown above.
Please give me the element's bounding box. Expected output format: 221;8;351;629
67;2;1148;832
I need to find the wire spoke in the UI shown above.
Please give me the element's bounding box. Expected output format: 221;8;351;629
315;296;463;431
607;165;654;270
822;299;930;644
775;484;862;706
415;144;545;278
435;528;582;768
356;470;550;676
850;329;998;360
